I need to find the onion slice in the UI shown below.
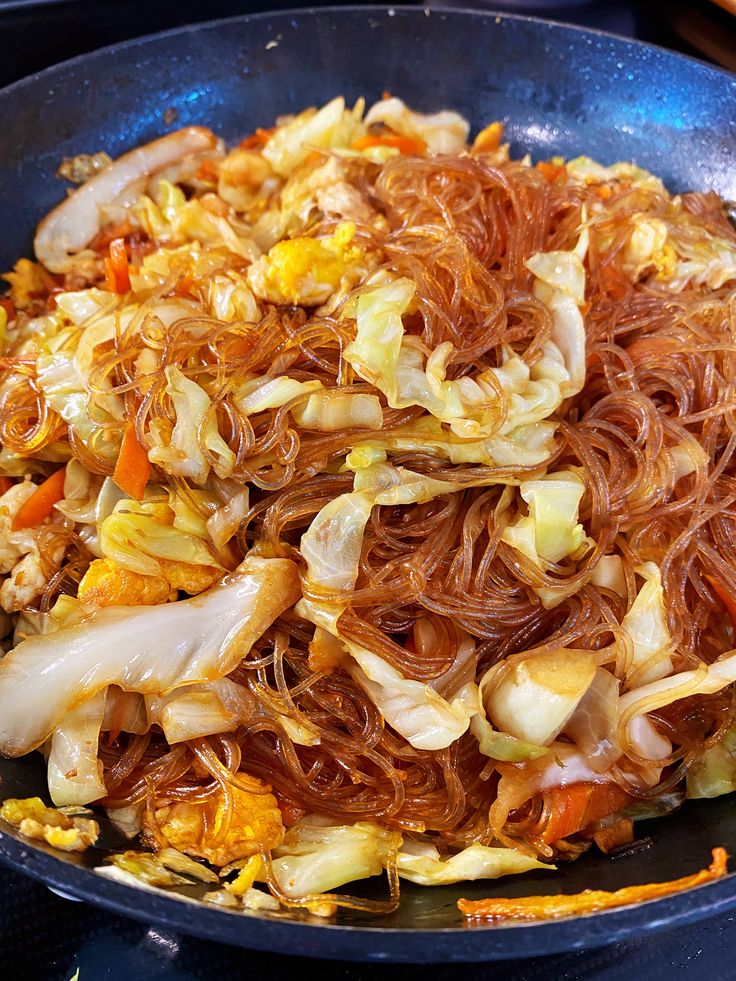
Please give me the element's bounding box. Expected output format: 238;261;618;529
34;126;217;272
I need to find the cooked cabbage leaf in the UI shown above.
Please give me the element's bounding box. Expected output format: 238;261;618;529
263;97;366;177
100;498;221;578
148;365;235;484
687;726;736;799
396;841;552;885
0;556;299;756
364;97;469;154
47;689;107;806
621;562;673;685
484;649;598;746
270;819;401;898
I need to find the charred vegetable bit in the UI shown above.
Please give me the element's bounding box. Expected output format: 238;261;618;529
0;797;99;852
458;848;728;920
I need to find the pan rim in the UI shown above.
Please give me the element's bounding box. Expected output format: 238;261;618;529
1;3;735;960
0;3;734;101
3;823;736;961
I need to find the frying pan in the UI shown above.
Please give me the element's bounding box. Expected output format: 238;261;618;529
1;5;736;963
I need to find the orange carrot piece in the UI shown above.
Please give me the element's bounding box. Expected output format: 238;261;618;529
239;126;276;150
541;784;594;844
459;848;728;920
12;466;67;530
173;269;194;297
352;133;427;156
105;237;131;294
593;818;634;855
113;422;151;501
706;576;736;628
0;297;15;320
473;121;504;152
536;160;566;183
90;218;132;253
542;783;633;844
195;159;219;182
0;476;13;495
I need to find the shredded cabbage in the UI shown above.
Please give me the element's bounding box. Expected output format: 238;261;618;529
364;97;469;154
148;365;235;484
270;819;401;898
621;562;674;685
502;470;587;566
396;840;552;885
100;498;221;579
687;726;736;799
262;97;366;177
292;391;383;431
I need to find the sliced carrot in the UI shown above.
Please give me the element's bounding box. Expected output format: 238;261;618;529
105;237;131;294
195;159;219;182
90;218;133;253
239;126;276;150
599;262;629;299
0;297;15;320
352;133;427;156
0;476;13;495
593;818;634;854
536;160;566;183
113;421;151;501
173;269;194;297
706;575;736;628
541;782;632;844
12;466;67;531
459;848;728;920
473;121;504;152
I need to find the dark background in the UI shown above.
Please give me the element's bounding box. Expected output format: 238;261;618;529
1;0;735;977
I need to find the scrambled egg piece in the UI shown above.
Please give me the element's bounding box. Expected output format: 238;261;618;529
1;797;99;853
247;222;364;306
78;556;221;608
151;780;284;867
78;558;174;607
2;258;47;310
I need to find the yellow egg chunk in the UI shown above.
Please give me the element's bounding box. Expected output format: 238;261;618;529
152;779;285;867
78;557;221;608
247;222;363;306
78;558;173;607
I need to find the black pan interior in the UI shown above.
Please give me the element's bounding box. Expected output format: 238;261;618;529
0;5;736;962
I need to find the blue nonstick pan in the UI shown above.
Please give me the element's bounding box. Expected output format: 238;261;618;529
0;5;736;962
